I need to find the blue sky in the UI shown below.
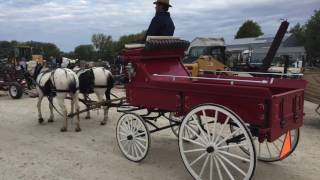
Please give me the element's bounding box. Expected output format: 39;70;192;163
0;0;319;52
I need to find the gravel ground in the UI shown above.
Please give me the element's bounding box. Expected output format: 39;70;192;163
0;89;320;180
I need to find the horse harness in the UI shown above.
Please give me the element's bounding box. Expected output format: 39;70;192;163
38;68;78;97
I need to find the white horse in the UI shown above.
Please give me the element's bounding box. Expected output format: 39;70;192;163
76;67;114;125
27;61;81;132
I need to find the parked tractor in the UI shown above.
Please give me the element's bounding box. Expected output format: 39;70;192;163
183;38;229;76
0;46;43;99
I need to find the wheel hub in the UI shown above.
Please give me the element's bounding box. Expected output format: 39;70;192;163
206;146;215;154
127;135;133;141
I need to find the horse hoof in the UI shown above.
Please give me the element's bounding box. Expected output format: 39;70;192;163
85;116;91;120
60;127;67;132
48;119;54;123
75;127;82;132
38;118;44;124
100;122;106;126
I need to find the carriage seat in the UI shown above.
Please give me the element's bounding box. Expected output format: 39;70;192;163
124;36;189;50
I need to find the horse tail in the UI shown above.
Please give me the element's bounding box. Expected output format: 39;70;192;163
105;73;114;100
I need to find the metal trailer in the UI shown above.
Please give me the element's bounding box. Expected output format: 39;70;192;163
113;39;306;180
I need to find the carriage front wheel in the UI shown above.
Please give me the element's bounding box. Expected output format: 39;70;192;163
116;113;150;162
179;104;256;180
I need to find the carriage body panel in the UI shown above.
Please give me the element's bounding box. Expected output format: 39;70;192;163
122;47;306;142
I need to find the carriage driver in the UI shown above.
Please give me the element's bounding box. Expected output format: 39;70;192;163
145;0;175;38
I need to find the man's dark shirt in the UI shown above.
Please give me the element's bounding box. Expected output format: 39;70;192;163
146;11;175;37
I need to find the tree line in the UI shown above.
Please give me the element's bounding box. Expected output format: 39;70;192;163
0;40;60;60
0;30;146;63
70;30;146;62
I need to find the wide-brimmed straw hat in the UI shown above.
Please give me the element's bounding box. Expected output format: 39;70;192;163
153;0;172;7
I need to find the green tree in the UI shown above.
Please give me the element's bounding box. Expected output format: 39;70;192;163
235;20;264;39
74;44;95;61
305;9;320;64
0;41;14;59
92;33;113;60
111;30;146;55
289;23;306;46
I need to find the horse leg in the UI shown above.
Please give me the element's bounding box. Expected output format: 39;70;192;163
84;94;91;119
37;92;44;124
73;92;81;132
56;94;68;132
48;96;54;123
97;92;108;126
70;95;74;116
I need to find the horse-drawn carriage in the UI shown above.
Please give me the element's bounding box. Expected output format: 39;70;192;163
104;38;306;180
26;35;305;179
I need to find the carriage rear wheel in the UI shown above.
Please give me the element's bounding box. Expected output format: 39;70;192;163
116;113;150;162
179;104;256;180
9;82;23;99
231;125;299;162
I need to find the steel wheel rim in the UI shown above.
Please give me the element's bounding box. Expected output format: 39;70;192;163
116;113;150;162
179;104;256;180
253;129;299;162
10;85;18;97
230;125;299;162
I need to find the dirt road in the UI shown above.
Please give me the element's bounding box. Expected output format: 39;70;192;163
0;90;319;180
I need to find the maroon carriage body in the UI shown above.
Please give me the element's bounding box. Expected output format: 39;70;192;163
121;47;306;142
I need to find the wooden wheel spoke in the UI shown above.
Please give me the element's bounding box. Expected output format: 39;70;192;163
190;152;207;166
266;141;272;158
218;143;248;150
216;155;235;180
218;150;251;162
185;124;207;145
135;138;147;150
215;117;230;144
184;148;206;153
211;110;218;143
182;137;206;147
133;141;143;156
199;154;210;178
216;128;242;147
213;156;224;180
217;153;246;176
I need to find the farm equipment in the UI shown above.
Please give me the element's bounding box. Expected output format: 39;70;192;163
183;38;228;77
0;59;25;99
110;37;306;179
0;46;42;99
184;21;293;78
184;55;228;77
